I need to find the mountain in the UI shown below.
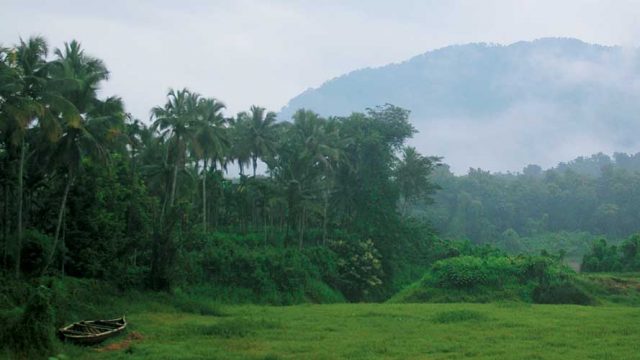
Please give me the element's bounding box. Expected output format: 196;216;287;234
279;38;640;174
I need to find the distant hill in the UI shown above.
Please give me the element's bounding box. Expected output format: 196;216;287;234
279;38;640;173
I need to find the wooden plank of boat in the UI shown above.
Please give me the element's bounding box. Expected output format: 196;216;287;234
58;316;127;345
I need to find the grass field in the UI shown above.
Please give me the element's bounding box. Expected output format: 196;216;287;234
58;302;640;360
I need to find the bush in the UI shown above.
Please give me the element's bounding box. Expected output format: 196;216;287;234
4;286;55;359
0;306;23;354
431;256;519;289
19;230;54;276
172;232;346;305
329;238;384;301
581;238;622;272
581;234;640;272
392;254;588;304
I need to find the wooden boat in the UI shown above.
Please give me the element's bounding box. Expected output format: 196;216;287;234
58;316;127;344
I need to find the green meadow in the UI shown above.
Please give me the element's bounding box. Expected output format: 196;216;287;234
58;302;640;360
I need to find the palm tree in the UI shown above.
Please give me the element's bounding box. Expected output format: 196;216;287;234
42;40;121;274
229;114;251;176
290;110;345;246
149;89;201;290
151;88;200;211
4;37;79;276
240;106;278;177
0;45;21;270
194;97;229;231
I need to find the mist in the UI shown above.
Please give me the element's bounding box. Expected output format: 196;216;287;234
281;38;640;174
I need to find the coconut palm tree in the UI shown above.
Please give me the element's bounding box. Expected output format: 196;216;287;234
4;37;80;276
290;110;345;246
194;97;229;231
228;114;251;176
42;40;122;275
240;106;278;177
151;88;201;211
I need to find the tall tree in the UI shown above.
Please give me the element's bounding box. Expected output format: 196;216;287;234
151;88;200;210
194;97;228;231
149;88;200;289
395;146;440;216
239;106;278;177
4;37;79;276
42;40;122;274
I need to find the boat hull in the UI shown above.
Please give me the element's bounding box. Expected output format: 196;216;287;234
58;317;127;345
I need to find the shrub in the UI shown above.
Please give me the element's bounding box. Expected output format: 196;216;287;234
393;254;589;305
581;238;622;272
19;229;53;276
176;232;344;305
5;286;55;359
329;238;384;301
431;256;519;289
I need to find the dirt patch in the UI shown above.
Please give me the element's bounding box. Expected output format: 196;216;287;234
96;331;144;352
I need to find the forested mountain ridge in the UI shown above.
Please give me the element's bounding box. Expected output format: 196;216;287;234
280;38;640;173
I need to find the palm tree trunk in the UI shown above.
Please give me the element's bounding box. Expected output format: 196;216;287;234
401;198;409;217
263;206;267;247
252;156;257;177
322;191;329;246
202;159;207;232
169;137;181;208
3;182;9;269
298;206;306;250
169;162;178;207
61;213;66;277
15;139;26;277
42;173;74;275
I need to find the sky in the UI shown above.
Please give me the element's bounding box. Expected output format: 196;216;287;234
3;0;640;123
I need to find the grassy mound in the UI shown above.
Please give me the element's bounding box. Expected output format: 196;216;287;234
390;255;595;305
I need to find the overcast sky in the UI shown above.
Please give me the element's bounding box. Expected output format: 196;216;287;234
2;0;640;122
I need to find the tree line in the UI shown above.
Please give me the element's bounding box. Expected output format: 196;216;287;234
0;36;441;298
416;153;640;260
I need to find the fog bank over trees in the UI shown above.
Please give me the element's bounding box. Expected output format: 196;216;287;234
280;38;640;173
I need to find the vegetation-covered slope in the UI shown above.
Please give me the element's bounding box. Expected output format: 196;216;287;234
280;38;640;172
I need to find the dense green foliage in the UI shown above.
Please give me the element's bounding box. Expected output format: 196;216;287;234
418;153;640;260
0;36;444;304
391;253;593;305
581;234;640;272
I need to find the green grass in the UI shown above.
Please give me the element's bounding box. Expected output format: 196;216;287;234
55;302;640;359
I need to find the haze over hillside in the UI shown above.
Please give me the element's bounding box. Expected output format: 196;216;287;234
279;38;640;174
